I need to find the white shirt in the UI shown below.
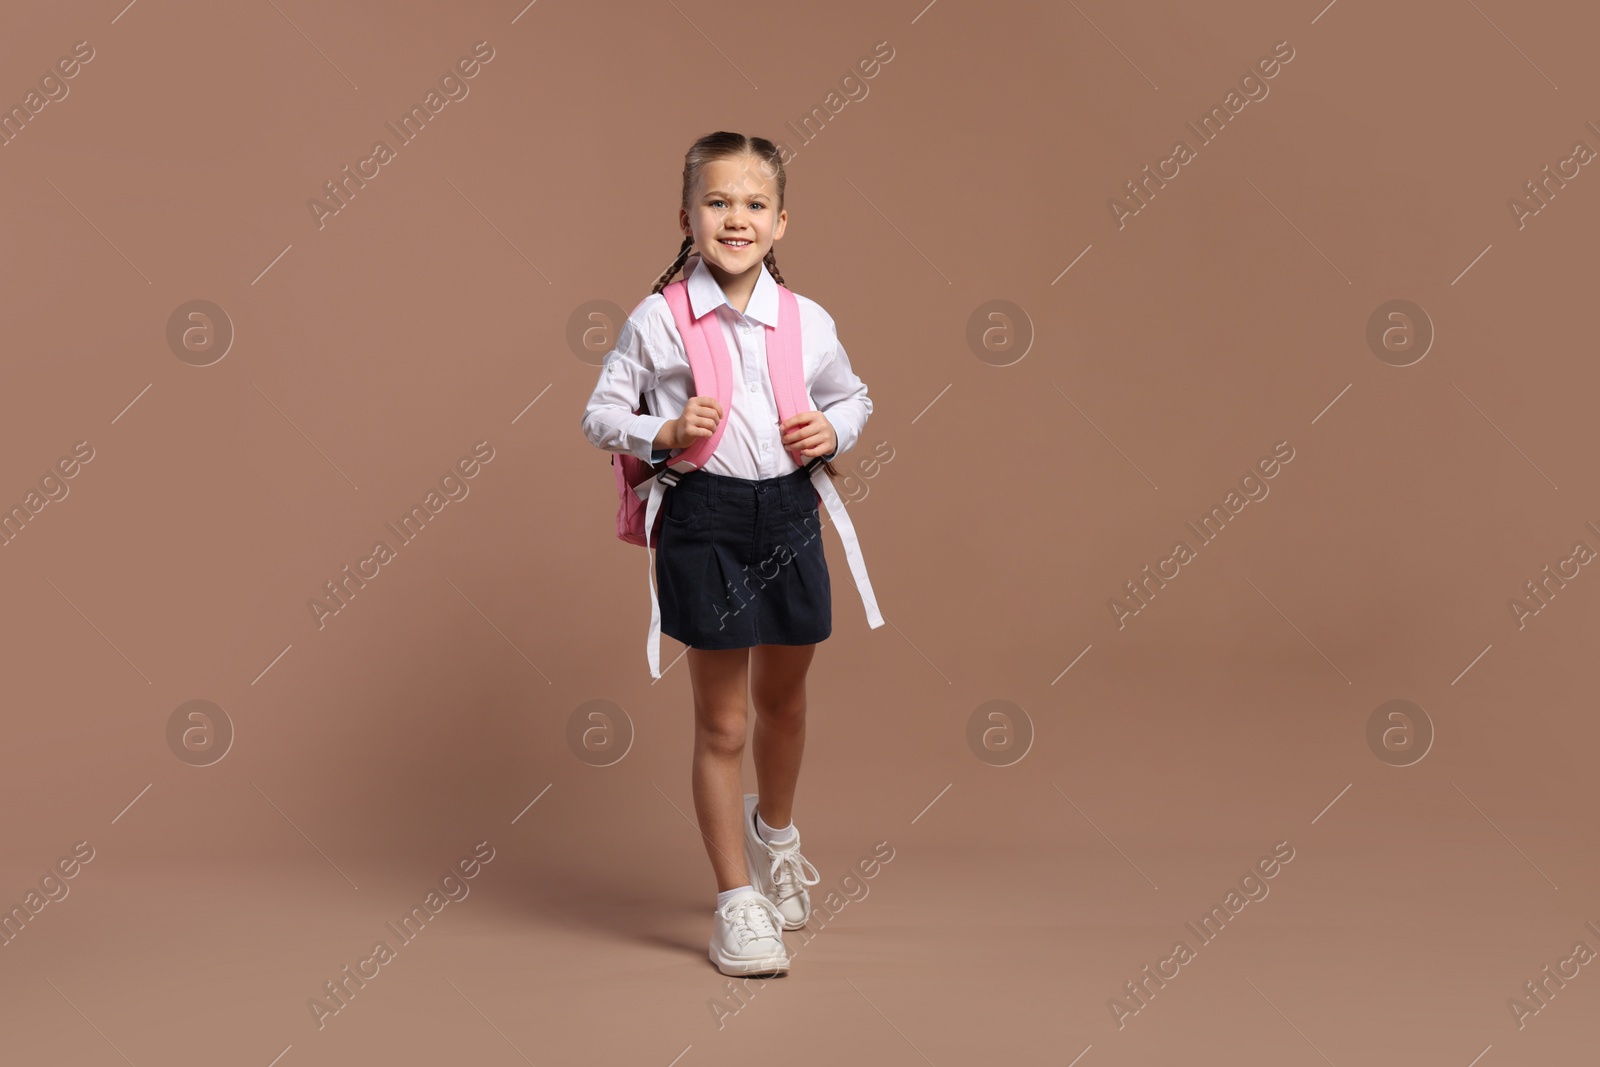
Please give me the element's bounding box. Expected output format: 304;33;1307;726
580;254;872;479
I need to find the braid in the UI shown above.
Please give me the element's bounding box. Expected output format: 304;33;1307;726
650;236;695;295
762;247;785;287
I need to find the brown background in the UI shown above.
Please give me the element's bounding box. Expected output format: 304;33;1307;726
3;0;1598;1063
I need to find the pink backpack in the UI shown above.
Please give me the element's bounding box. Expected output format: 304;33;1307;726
609;276;885;677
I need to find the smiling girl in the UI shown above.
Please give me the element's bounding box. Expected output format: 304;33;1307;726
581;131;883;977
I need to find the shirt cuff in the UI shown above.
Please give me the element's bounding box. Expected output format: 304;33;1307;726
625;413;671;463
823;403;866;460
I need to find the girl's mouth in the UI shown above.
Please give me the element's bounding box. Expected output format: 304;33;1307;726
719;239;752;248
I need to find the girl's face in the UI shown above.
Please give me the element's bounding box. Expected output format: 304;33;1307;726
680;155;787;277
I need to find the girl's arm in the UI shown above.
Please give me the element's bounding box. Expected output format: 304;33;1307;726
579;316;672;462
810;316;873;462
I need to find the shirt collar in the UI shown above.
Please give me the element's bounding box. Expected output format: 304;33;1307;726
686;253;779;327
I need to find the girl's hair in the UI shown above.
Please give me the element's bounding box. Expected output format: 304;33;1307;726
652;131;840;480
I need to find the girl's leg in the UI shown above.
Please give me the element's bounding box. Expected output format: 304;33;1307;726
688;646;754;892
748;642;817;829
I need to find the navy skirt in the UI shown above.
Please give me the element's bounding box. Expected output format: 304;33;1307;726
655;466;832;649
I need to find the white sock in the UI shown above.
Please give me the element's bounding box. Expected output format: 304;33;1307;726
717;885;755;909
755;806;796;846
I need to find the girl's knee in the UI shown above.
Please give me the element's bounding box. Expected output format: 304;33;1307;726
695;711;747;756
753;695;806;727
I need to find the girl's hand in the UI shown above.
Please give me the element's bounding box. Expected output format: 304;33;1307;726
669;395;723;449
779;410;837;458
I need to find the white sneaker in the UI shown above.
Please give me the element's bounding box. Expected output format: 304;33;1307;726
742;793;821;931
709;889;790;977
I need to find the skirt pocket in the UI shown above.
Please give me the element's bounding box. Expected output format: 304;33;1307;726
662;483;702;526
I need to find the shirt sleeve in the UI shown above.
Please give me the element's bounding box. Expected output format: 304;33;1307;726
579;314;673;463
811;314;872;462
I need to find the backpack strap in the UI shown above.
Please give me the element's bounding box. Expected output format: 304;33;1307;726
765;287;885;637
638;279;735;678
810;472;884;634
658;279;733;471
766;286;811;469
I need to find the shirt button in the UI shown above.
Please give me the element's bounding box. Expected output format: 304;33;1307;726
749;382;759;392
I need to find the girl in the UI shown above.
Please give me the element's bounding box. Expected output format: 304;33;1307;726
580;131;880;977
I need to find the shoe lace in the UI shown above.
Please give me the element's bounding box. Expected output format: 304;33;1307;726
721;893;784;946
765;842;820;898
